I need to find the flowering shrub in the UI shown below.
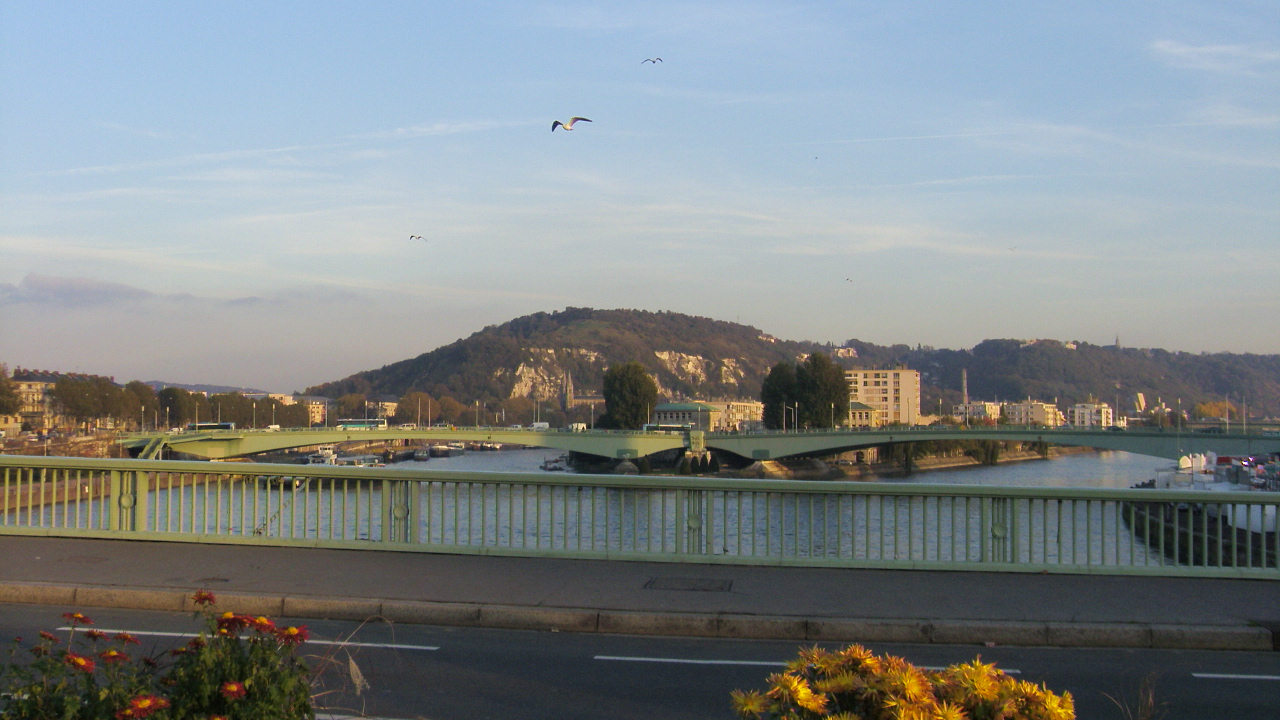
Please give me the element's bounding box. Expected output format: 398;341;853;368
732;644;1075;720
0;591;315;719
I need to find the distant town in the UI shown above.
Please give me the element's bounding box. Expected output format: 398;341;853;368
1;361;1243;443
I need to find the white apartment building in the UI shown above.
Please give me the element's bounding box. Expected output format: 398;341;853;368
1068;402;1115;427
953;401;1002;423
846;368;921;426
1003;400;1066;427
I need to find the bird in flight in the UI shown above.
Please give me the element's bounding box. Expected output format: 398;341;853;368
552;117;592;132
642;58;662;64
409;235;424;241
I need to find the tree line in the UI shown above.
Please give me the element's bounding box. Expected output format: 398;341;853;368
760;353;850;429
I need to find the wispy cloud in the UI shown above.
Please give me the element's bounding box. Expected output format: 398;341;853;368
49;142;350;177
0;274;154;307
355;120;527;140
1150;40;1280;75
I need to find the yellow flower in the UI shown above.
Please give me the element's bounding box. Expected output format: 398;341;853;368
730;689;769;717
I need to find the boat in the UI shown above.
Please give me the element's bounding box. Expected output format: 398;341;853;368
541;454;569;472
1122;453;1278;568
413;447;432;461
430;443;465;458
336;454;383;467
304;445;338;465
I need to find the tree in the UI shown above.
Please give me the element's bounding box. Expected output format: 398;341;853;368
795;352;849;428
435;396;469;425
600;362;658;430
393;391;436;425
335;393;367;419
0;365;19;415
158;387;197;427
760;362;797;429
124;381;159;430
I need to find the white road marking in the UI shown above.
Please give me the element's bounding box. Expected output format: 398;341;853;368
592;655;1018;673
596;655;785;667
1192;673;1280;681
57;627;439;651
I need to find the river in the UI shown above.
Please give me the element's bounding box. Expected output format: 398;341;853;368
390;448;1169;488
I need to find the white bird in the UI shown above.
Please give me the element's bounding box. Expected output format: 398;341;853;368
642;57;662;64
409;235;424;241
552;117;592;132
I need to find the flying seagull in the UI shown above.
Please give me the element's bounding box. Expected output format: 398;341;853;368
552;117;592;132
642;57;662;64
409;235;424;241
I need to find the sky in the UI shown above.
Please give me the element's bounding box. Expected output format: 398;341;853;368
2;2;1278;392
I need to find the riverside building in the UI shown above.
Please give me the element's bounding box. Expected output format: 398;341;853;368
846;368;921;426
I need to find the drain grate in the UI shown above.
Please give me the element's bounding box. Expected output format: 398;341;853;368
644;577;732;592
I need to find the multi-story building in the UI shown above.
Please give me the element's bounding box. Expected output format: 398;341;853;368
953;401;1002;423
1068;402;1115;428
293;396;331;426
703;400;764;432
16;381;56;432
367;397;399;419
654;402;720;431
1002;401;1066;427
846;368;921;426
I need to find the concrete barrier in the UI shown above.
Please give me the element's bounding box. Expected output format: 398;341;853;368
0;581;77;606
380;600;482;626
598;610;719;637
283;595;381;622
76;586;186;612
929;619;1049;647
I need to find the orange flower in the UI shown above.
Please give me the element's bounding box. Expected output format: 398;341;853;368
191;590;217;606
64;652;95;673
115;694;169;720
62;612;93;625
113;632;141;645
252;616;276;633
275;625;309;645
219;681;247;700
84;629;108;641
99;648;129;664
38;631;60;643
216;613;252;634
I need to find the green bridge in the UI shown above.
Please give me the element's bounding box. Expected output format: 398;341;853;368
120;425;1280;462
2;455;1276;578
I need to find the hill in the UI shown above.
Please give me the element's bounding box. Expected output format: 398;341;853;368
306;308;1280;417
305;308;827;405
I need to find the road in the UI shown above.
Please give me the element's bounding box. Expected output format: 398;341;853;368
1;603;1277;719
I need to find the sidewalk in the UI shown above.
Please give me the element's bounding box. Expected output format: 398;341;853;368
0;535;1276;651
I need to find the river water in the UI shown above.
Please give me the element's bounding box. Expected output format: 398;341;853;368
391;448;1169;488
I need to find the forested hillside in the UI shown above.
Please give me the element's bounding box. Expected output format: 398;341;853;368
307;308;1280;417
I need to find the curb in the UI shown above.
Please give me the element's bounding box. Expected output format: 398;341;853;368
0;580;1272;652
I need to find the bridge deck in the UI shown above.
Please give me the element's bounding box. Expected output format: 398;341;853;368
119;426;1280;462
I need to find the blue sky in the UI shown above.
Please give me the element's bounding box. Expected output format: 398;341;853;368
2;2;1277;391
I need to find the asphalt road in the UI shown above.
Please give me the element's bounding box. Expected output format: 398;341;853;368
2;603;1277;719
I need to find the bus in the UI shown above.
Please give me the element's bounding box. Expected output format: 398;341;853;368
186;422;236;432
334;418;388;430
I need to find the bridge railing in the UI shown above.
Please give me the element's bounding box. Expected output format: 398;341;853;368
2;456;1276;578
